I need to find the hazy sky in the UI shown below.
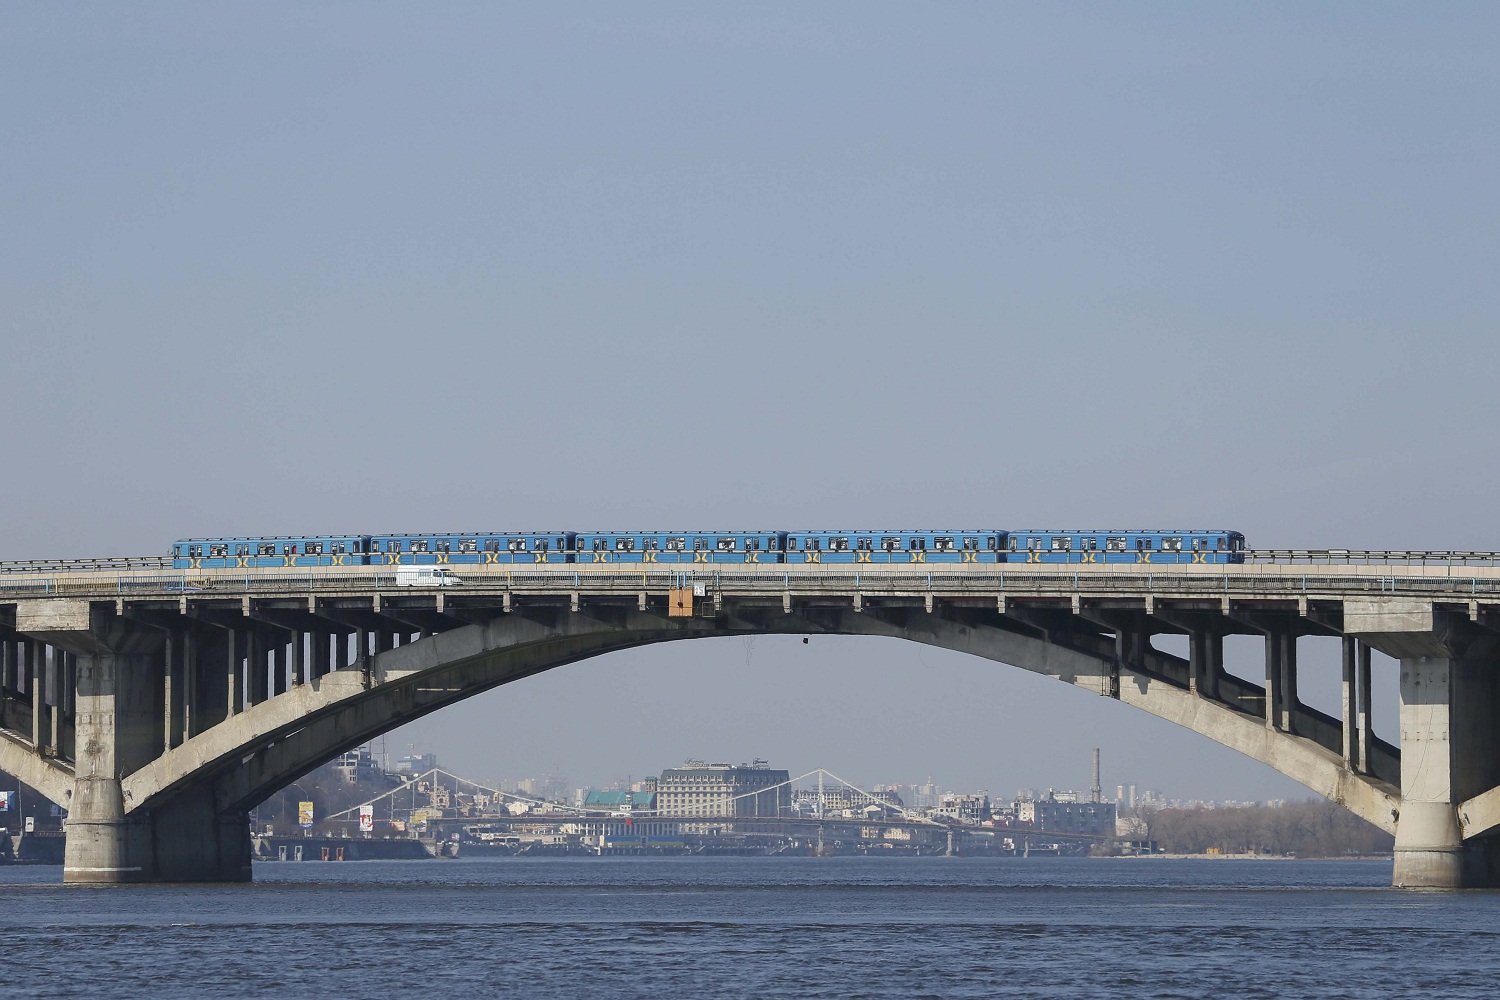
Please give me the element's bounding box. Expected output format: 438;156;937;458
4;5;1497;800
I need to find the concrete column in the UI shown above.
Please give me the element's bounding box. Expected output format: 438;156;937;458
1189;631;1222;701
1279;633;1299;734
1392;654;1500;888
272;641;288;697
289;630;304;686
1357;642;1373;775
48;647;61;755
335;631;350;671
29;641;44;749
163;633;178;753
1263;633;1281;730
226;629;240;716
0;638;12;728
311;631;329;680
182;630;196;741
1341;637;1358;769
247;632;268;706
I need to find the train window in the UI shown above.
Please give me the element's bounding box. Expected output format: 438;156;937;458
935;537;954;552
716;537;736;551
1050;537;1070;551
507;538;526;552
881;536;900;552
189;545;203;558
666;537;686;551
306;542;323;555
908;538;925;551
1106;537;1126;552
593;538;608;552
1080;537;1097;552
766;537;780;551
257;543;275;556
287;543;300;555
1027;538;1041;551
831;537;850;551
1136;538;1151;551
962;537;979;551
805;538;821;551
615;537;634;552
332;542;346;554
745;537;760;550
535;539;550;551
435;540;451;553
411;540;430;553
236;545;250;556
1231;537;1244;552
1191;537;1206;551
1162;537;1183;552
210;544;227;558
485;539;501;553
387;540;403;553
642;538;659;551
694;538;708;551
987;537;998;551
786;537;798;550
459;539;477;553
856;538;873;552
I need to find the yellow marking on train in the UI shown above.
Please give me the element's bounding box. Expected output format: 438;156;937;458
1137;552;1152;564
332;553;347;566
593;552;609;563
1192;552;1207;564
1081;551;1098;563
190;557;202;570
962;551;977;563
643;551;658;563
910;551;926;563
695;552;710;563
436;552;449;564
484;551;498;564
537;552;549;564
857;551;871;563
805;551;821;564
747;551;760;563
1026;551;1041;563
236;555;249;569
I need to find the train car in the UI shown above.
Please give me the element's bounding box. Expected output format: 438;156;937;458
572;531;788;564
172;535;371;569
1003;529;1245;564
366;532;575;566
783;530;1006;564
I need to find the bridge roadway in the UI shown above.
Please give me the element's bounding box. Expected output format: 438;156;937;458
3;557;1500;886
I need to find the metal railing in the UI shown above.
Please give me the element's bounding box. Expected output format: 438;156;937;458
2;567;1499;601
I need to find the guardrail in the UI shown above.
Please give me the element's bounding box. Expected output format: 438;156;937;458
0;555;173;574
2;569;1498;601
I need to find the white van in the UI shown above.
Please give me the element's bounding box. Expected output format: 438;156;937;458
394;566;463;587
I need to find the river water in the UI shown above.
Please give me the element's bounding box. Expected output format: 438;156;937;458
4;856;1498;998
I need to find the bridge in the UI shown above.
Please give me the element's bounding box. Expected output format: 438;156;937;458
3;553;1500;886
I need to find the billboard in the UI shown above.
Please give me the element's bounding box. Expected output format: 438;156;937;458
359;805;374;833
298;801;315;829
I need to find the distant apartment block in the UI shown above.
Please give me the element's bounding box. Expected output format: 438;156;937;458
655;759;790;817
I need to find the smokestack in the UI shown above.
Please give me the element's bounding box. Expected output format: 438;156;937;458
1091;748;1102;804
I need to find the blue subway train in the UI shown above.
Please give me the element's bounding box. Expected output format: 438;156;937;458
171;529;1245;569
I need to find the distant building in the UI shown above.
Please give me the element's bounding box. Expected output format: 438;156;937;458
393;753;439;776
655;759;790;817
1018;791;1116;836
334;745;383;784
582;790;657;813
933;793;990;825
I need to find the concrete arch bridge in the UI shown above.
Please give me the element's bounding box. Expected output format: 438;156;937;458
3;559;1500;887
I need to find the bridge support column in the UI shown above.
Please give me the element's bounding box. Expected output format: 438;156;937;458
63;632;251;884
1392;655;1500;888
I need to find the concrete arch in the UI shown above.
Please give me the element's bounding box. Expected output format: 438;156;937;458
125;603;1400;838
